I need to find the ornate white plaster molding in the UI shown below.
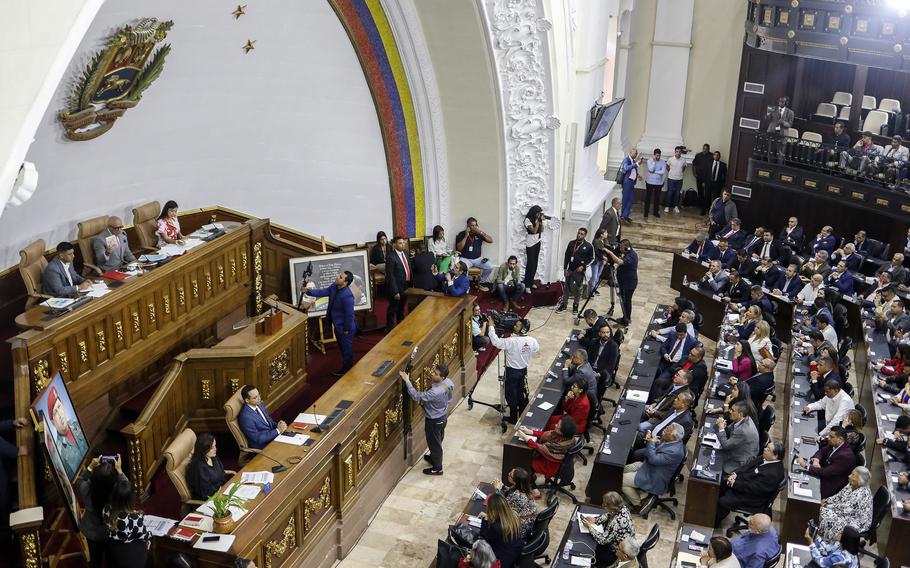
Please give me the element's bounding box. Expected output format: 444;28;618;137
381;0;450;231
479;0;560;282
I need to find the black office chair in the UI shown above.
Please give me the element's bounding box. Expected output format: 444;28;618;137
580;394;603;465
521;496;559;566
763;542;783;568
637;524;660;568
758;404;775;433
540;436;585;504
854;403;868;425
852;431;867;455
726;477;787;537
640;447;687;520
838;336;854;360
761;383;776;405
693;312;704;335
860;486;891;548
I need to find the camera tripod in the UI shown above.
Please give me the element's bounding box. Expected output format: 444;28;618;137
573;262;618;326
466;347;527;433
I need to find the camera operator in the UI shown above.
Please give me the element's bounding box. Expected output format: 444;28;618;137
557;227;594;314
523;206;552;290
604;239;638;327
487;315;539;424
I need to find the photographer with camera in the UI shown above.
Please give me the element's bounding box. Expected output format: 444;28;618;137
455;217;495;288
557;227;594;314
494;256;525;312
523;206;551;290
487;315;539;424
603;239;638;327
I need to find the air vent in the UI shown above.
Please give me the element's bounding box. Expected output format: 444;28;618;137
743;82;765;94
731;184;752;199
739;117;761;130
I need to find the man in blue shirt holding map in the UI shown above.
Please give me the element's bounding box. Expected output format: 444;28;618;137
308;271;356;376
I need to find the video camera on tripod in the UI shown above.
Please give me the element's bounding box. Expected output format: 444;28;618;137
487;310;529;336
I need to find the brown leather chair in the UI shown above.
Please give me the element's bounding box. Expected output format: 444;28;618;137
164;428;235;514
224;390;260;466
131;201;160;251
19;239;51;309
76;215;110;276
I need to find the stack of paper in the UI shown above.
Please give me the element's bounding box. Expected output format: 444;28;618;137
86;282;111;298
179;513;213;532
41;298;76;309
626;390;648;402
223;484;261;500
274;433;310;446
193;533;235;552
537;401;555;411
293;413;327;426
144;515;177;537
241;471;274;484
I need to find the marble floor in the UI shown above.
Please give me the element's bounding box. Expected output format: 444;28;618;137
335;249;864;567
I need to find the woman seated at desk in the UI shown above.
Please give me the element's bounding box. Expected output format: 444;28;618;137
156;200;185;246
805;525;860;568
187;433;229;501
580;491;634;567
545;380;589;433
491;467;537;539
730;340;755;381
477;494;523;568
706;382;758;424
816;466;872;542
735;306;762;340
516;416;577;498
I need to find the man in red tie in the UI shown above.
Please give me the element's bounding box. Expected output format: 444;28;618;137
385;236;412;332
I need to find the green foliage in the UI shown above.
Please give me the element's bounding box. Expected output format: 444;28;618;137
208;482;247;519
69;50;105;113
126;43;171;101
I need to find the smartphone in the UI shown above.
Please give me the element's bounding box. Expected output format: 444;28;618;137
202;535;221;543
807;520;818;539
100;455;116;464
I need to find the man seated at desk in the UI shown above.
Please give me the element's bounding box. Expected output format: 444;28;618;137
800;251;832;280
44;242;92;297
772;263;803;299
650;311;696;341
631;391;693;461
752;257;783;291
717;239;736;269
653;346;708;404
736;358;776;410
721;269;750;305
432;260;470;297
238;385;287;449
796;426;856;499
731;514;780;568
655;324;697;376
562;349;596;400
830;243;863;273
730;249;757;280
578;309;609;351
621;422;685;509
641;369;692;429
797;274;825;306
92;216;136;272
715;401;759;474
735;286;773;318
824;261;855;296
876;415;910;458
716;441;785;527
803;378;853;435
698;260;728;293
686;232;719;262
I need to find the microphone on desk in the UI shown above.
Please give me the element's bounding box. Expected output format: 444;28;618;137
259;450;288;473
310;403;324;434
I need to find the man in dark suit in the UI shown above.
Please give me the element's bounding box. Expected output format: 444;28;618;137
435;260;470;297
605;239;638;326
706;151;728;201
716;218;747;250
773;263;804;298
558;227;594;314
410;250;439;291
717;239;737;269
693;144;714;215
779;216;804;253
730;250;757;280
742;227;766;257
876;253;908;286
598;196;622;246
741;358;776;408
830;243;863;272
753;258;783;291
656;324;697;376
588;324;620;401
385;236;412;332
851;230;870;257
308;271;357;375
686;232;720;261
631;391;694;461
653;346;708;404
716;441;786;526
641;368;693;429
753;231;782;263
43;242;92;297
237;385;287;449
579;309;609;350
765;96;794;133
797;426;857;498
722;269;751;305
809;226;837;256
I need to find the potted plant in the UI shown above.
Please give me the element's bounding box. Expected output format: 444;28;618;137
209;483;247;534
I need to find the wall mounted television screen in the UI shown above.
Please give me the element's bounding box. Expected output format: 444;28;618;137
583;98;625;147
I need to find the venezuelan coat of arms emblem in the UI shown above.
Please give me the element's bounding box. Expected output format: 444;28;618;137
58;18;173;141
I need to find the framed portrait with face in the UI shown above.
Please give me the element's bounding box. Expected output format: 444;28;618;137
289;250;372;317
31;372;89;482
41;414;81;526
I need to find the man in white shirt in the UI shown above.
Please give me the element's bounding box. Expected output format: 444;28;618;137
797;274;824;305
816;314;839;348
664;146;686;214
803;379;854;437
487;316;540;424
650;309;697;340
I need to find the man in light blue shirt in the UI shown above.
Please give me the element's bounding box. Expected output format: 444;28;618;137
401;365;454;475
732;513;780;568
643;148;667;219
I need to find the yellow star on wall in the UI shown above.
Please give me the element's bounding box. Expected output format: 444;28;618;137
243;40;256;53
233;5;247;19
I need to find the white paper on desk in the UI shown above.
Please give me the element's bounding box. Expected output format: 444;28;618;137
576;513;598;533
626;389;648;402
467;515;482;528
274;433;309;446
224;484;261;500
202;223;225;231
193;533;236;552
570;556;592;566
182;238;205;250
537;401;555;411
179;513;213;532
473;488;488;500
241;471;274;484
41;298;76;309
86;283;111;298
727;314;740;323
294;413;328;425
677;552;701;567
793;483;814;497
689;529;707;543
144;515;177;537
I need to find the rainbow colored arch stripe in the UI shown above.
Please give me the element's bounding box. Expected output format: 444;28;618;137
329;0;425;238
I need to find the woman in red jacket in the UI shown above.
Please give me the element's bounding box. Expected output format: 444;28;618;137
545;380;590;433
517;416;577;489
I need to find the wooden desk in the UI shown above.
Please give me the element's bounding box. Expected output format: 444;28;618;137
153;295;474;568
585;306;666;505
550;503;606;567
501;332;578;480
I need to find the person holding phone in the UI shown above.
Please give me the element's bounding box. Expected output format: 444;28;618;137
76;455;126;567
103;476;151;567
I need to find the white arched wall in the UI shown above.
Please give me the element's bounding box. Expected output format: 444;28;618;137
0;0;395;268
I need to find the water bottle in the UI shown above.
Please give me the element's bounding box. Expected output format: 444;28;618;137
682;274;689;286
563;540;573;560
604;436;611;453
709;450;716;467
